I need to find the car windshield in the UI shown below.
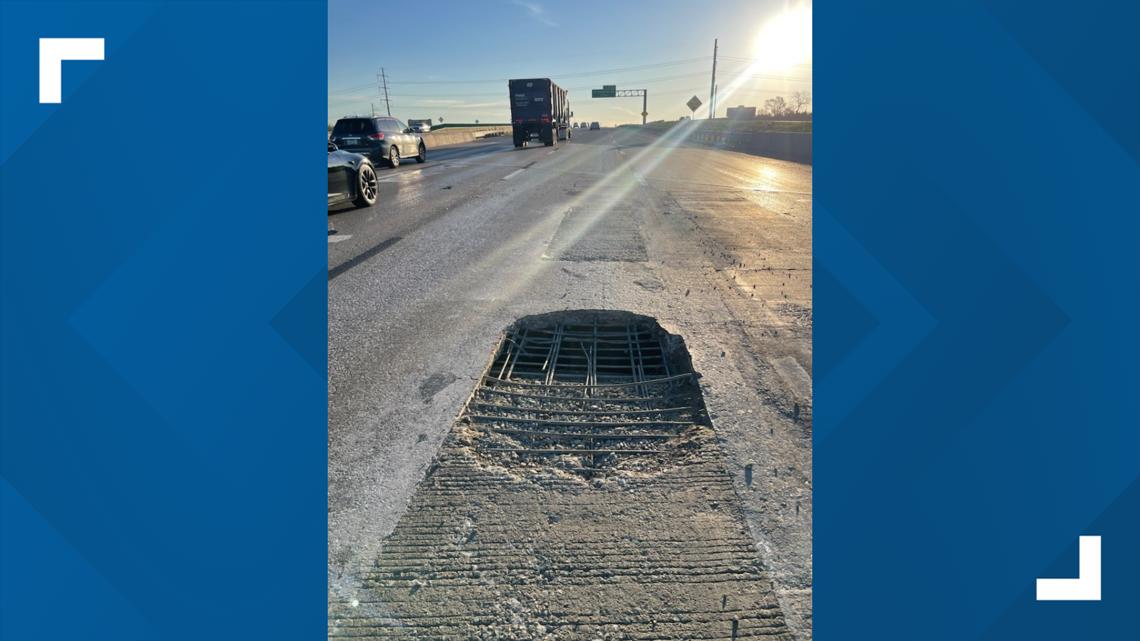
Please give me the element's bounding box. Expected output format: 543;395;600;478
332;119;372;136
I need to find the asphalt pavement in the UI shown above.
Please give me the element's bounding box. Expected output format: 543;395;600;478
328;125;813;638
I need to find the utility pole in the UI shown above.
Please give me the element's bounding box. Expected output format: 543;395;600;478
709;38;718;119
378;67;391;116
371;102;375;117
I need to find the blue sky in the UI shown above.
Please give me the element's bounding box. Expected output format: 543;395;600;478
328;0;811;126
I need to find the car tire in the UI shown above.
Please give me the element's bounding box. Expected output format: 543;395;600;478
416;142;426;163
353;162;378;208
387;146;400;168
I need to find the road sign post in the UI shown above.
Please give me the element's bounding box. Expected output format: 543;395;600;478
686;95;703;119
591;85;649;124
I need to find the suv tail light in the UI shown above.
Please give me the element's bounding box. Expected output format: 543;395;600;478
540;115;551;123
368;132;384;140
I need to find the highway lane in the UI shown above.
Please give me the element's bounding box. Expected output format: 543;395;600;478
327;133;611;272
328;125;813;638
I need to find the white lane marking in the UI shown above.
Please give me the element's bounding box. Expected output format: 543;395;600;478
547;150;556;155
328;234;353;243
373;163;450;182
502;168;525;180
1036;536;1101;601
377;169;425;182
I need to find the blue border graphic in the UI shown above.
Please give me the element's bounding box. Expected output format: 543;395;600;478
1;2;327;639
816;1;1140;639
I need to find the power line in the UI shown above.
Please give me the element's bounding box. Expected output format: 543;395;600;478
329;80;381;95
388;57;714;85
329;56;715;93
330;64;812;121
344;90;802;114
330;67;809;101
719;55;812;65
329;54;810;95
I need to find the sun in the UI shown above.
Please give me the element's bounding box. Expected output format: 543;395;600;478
752;4;812;73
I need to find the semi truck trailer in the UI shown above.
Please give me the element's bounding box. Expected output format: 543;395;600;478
508;78;571;148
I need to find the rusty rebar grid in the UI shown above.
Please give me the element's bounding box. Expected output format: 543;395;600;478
472;318;702;473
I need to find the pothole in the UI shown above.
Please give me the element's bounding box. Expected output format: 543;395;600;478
459;310;710;479
329;310;792;639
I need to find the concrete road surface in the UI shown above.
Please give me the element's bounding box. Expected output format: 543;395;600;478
329;125;813;638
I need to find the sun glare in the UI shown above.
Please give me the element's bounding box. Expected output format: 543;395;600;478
752;4;812;73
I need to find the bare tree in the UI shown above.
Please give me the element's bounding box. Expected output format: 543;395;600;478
789;90;812;114
763;96;788;117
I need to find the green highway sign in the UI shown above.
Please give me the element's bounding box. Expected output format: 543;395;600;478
592;85;617;98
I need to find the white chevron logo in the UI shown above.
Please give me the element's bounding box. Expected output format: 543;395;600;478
1036;535;1101;601
39;38;104;104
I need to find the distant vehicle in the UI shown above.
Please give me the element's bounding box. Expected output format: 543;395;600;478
407;118;432;133
327;142;377;209
589;121;600;130
330;116;427;168
508;78;572;148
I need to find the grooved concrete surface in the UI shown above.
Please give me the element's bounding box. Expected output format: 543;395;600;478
329;437;790;640
547;203;648;262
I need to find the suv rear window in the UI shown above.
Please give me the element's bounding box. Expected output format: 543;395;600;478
332;119;376;136
381;119;404;133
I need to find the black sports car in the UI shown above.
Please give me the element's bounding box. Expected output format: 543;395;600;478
328;142;378;209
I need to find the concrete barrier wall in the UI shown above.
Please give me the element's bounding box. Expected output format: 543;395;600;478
638;124;812;164
689;130;812;164
422;126;512;149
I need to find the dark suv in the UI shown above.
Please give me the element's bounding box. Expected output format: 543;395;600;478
330;116;426;168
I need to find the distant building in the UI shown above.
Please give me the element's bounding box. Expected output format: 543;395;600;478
726;105;757;120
